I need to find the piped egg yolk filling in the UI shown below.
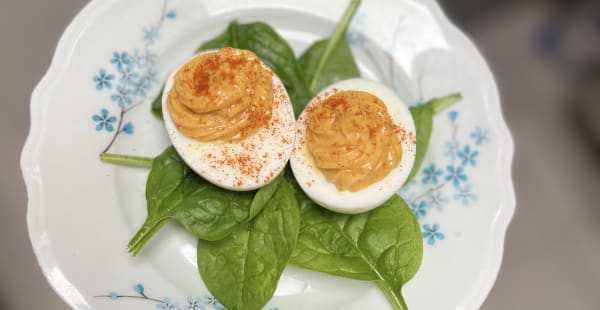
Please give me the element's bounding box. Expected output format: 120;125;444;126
167;47;273;141
306;91;402;192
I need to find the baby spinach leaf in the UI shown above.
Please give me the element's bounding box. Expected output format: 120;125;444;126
404;93;462;184
248;173;282;220
171;171;253;239
128;147;281;256
405;105;433;185
299;0;361;94
197;179;300;310
426;93;462;115
196;21;312;117
299;39;359;95
290;194;422;310
150;87;164;119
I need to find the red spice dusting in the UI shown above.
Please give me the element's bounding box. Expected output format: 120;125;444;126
304;104;316;115
192;54;221;96
274;84;287;107
409;132;416;145
205;145;268;188
240;141;258;153
392;124;417;145
263;171;275;184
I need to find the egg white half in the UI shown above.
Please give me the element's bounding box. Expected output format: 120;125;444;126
290;78;417;214
162;51;295;191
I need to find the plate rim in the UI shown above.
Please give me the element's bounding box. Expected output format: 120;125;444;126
22;1;116;308
423;1;516;309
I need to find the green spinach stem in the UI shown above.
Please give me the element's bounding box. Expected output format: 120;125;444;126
308;0;361;93
128;220;169;256
428;93;462;114
99;153;154;168
230;21;239;47
377;281;408;310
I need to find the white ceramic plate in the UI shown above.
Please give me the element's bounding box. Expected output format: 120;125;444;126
22;0;515;309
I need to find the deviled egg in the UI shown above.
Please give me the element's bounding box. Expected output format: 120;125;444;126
162;47;295;191
290;78;416;214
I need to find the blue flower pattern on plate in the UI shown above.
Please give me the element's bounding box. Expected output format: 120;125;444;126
122;122;134;135
471;127;490;145
444;141;461;161
156;298;178;310
91;1;169;152
422;163;444;185
448;110;458;122
394;108;490;247
134;283;145;295
458;145;479;166
93;69;115;90
97;283;262;310
427;191;449;211
92;109;117;132
111;85;133;107
118;66;139;84
166;10;177;19
422;224;445;245
410;201;428;219
142;49;158;67
203;295;225;310
111;51;133;70
143;26;160;46
132;76;152;97
445;165;468;187
454;184;478;206
184;297;202;310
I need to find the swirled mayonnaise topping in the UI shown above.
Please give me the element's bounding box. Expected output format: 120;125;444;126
306;91;403;192
167;47;273;141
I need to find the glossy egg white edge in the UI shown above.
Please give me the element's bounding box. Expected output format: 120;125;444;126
162;51;296;191
291;78;417;214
